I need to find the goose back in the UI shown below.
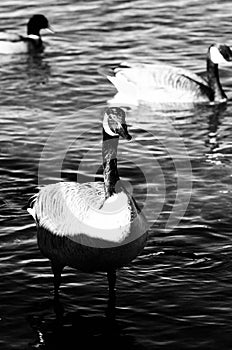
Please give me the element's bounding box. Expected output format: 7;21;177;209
108;63;213;103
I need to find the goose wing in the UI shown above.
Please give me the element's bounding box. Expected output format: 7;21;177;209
0;32;22;42
0;32;39;42
0;33;35;54
27;181;147;246
107;62;212;102
27;182;106;230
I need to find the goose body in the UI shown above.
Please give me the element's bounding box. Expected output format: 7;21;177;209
0;14;52;54
29;182;147;272
26;108;148;296
29;181;147;249
106;44;232;106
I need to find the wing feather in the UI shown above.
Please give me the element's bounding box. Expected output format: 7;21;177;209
27;181;148;246
0;32;22;42
33;182;105;231
108;62;212;102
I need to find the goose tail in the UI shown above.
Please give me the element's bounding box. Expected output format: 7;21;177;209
98;64;115;77
100;62;140;105
99;62;131;77
100;63;138;102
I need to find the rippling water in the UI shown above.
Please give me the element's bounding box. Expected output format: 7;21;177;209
1;0;232;349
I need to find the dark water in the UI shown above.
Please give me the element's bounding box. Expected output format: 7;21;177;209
1;0;232;349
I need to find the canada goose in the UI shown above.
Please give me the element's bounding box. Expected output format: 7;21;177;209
25;107;148;301
0;14;53;54
105;43;232;106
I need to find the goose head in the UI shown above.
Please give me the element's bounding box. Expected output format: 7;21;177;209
209;43;232;65
27;14;52;36
103;107;132;140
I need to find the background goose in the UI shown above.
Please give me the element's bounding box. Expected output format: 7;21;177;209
105;43;232;106
0;14;53;54
25;107;148;301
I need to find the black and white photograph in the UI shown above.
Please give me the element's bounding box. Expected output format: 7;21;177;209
1;0;232;349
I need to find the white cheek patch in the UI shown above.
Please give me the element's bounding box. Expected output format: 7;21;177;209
210;46;227;64
103;113;118;137
27;34;40;40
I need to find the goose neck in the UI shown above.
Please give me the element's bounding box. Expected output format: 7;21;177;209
102;130;120;198
207;58;226;101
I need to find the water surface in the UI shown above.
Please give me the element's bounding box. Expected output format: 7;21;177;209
1;1;232;349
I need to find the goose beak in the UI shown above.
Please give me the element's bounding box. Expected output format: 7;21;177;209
46;25;55;34
119;124;132;140
124;133;132;141
223;56;232;66
226;48;232;62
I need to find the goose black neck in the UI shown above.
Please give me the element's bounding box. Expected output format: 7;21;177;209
102;129;120;198
207;57;226;102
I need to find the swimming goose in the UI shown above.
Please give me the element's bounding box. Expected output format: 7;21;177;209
0;14;53;54
105;44;232;105
25;107;148;300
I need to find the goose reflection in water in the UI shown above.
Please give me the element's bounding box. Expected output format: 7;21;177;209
205;104;228;164
25;54;51;87
28;295;145;350
0;51;51;101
